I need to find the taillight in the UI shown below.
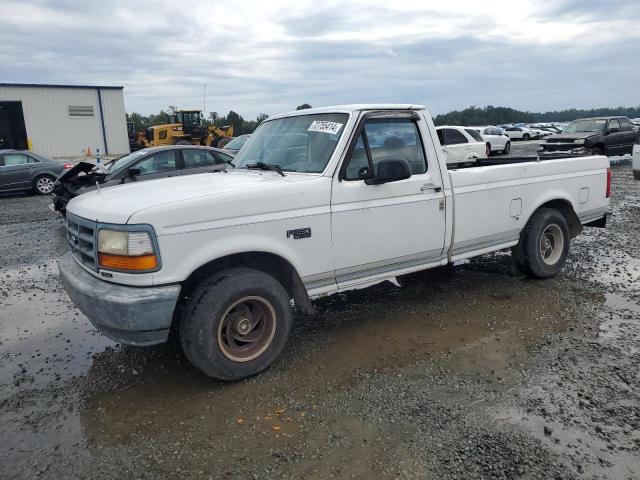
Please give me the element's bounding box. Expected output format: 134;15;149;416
606;168;612;198
63;162;73;169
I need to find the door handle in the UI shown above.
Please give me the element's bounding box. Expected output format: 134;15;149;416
420;183;442;192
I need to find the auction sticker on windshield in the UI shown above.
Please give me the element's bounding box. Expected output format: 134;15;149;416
308;121;343;134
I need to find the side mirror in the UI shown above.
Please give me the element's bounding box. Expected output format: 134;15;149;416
365;158;411;185
128;167;141;177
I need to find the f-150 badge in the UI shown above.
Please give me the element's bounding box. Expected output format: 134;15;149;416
286;228;312;239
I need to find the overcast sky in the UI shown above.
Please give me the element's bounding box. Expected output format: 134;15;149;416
1;0;639;119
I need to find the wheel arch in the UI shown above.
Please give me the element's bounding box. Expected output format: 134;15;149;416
179;251;315;315
524;198;582;238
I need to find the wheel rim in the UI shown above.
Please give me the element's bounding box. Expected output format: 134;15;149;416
539;223;564;266
37;177;54;193
217;296;277;362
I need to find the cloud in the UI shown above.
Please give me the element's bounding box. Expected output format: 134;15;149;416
1;0;638;118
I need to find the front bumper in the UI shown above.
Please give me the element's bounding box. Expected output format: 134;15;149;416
57;252;181;346
537;146;592;159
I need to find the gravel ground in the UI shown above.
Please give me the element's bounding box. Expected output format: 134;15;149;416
1;143;638;479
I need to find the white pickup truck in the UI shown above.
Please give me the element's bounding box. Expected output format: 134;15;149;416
58;104;611;380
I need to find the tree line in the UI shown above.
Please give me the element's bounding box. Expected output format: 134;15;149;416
126;104;313;136
127;103;640;134
433;105;640;126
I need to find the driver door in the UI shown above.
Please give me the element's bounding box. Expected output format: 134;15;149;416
331;113;446;290
125;149;181;182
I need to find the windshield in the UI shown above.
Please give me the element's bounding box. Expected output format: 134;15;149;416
106;150;148;172
233;113;349;173
564;119;607;133
225;135;250;150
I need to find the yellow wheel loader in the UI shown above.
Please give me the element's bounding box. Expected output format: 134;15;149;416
138;110;234;149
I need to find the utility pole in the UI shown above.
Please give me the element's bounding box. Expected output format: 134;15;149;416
203;84;207;125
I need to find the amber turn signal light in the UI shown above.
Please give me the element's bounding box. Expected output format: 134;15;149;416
98;253;158;271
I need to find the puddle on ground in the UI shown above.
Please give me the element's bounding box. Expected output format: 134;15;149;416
598;293;640;355
494;407;639;479
0;261;113;389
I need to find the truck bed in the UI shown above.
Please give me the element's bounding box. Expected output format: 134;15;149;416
447;154;609;261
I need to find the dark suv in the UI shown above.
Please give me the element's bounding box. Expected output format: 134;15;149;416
538;116;637;158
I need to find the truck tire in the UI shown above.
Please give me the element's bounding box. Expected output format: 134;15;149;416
34;174;56;195
179;267;293;380
511;208;570;278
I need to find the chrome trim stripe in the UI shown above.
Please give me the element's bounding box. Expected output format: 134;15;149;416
302;249;445;290
452;228;521;256
578;206;607;223
335;249;443;284
302;272;335;291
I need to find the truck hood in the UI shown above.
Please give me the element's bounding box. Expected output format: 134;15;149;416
66;170;320;224
544;132;597;142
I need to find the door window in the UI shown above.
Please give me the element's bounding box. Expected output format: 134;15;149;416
182;149;218;169
2;154;29;166
465;129;484;142
134;150;177;175
443;129;468;145
608;119;620;132
619;118;632;131
344;118;427;180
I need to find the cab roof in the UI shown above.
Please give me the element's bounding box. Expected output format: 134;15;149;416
269;104;426;121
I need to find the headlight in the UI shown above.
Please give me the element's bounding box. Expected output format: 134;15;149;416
574;139;585;145
97;228;158;272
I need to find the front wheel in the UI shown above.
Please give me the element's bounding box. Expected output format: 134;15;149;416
523;133;531;141
34;175;56;195
512;208;570;278
503;141;511;154
485;143;491;157
179;267;293;380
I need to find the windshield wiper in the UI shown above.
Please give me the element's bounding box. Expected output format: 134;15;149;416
246;162;285;176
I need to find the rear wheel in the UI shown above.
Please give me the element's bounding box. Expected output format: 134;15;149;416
34;175;55;195
485;143;491;157
179;267;293;380
512;208;570;278
502;141;511;155
523;133;531;141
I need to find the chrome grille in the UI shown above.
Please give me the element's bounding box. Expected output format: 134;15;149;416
65;213;97;270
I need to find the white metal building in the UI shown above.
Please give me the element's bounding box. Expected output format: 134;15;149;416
0;83;129;158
